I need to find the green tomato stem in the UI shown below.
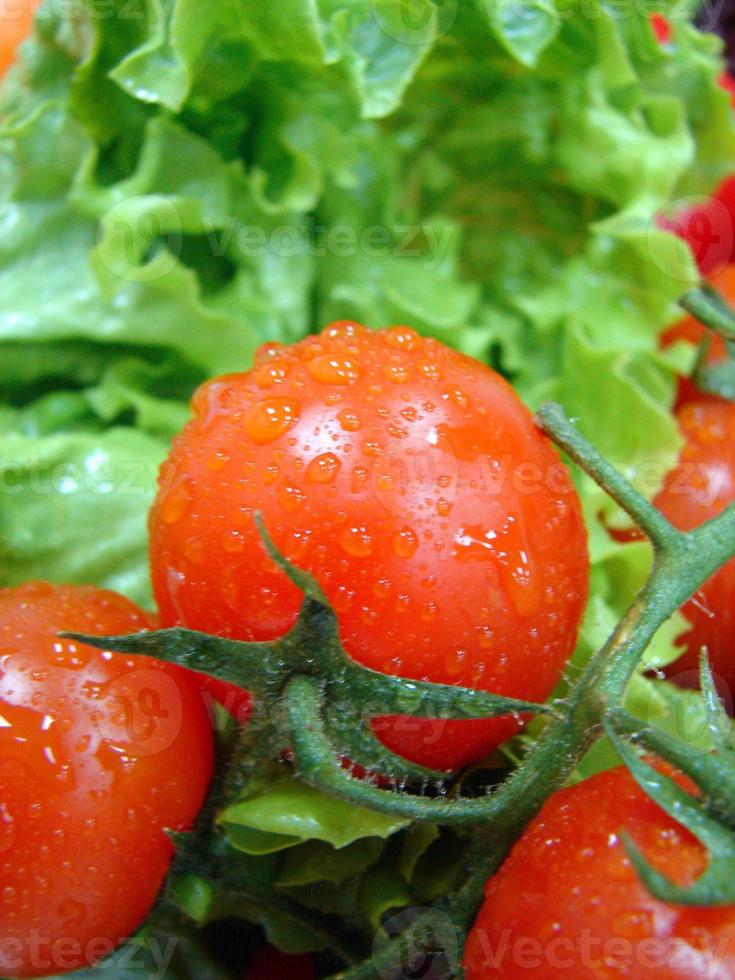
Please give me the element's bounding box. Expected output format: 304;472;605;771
680;287;735;341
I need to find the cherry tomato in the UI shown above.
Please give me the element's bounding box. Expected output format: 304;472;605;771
244;945;315;979
653;401;735;694
0;0;38;75
149;322;589;772
0;582;214;978
464;765;735;978
660;264;733;410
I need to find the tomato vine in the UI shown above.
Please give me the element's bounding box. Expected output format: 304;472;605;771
68;291;735;980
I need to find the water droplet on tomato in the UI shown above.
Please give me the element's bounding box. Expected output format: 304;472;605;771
81;680;103;700
260;462;280;486
183;537;206;565
420;601;437;621
192;380;243;429
612;910;651;940
476;625;494;649
443;386;469;408
351;467;368;492
445;649;467;677
255;360;292;388
436;497;452;517
159;477;194;526
0;803;14;853
50;641;89;670
278;484;306;514
418;362;442;382
455;517;540;616
375;472;394;492
394;594;411;613
306;452;341;485
289;529;312;561
222;529;246;554
393;527;418;559
307;354;361;385
385;326;419;351
206;449;231;472
243;398;300;445
254;342;287;365
325;321;358;340
339;525;374;558
359;606;379;625
383;363;411;384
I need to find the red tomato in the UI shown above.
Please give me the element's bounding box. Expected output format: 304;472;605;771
659;178;735;278
650;13;671;44
245;946;315;980
149;323;589;772
660;264;733;410
653;401;735;694
651;12;735;276
0;582;214;978
720;72;735;103
0;0;38;75
464;765;735;978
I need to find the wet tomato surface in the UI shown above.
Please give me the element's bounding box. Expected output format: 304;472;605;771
464;765;735;978
0;582;213;977
150;323;588;771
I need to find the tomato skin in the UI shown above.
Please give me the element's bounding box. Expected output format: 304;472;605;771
0;0;38;75
149;323;589;771
244;946;315;979
0;582;214;978
650;13;671;44
464;765;735;978
660;264;734;411
653;401;735;693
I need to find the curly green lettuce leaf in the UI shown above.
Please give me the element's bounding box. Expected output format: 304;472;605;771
0;427;163;606
106;0;437;119
219;770;409;854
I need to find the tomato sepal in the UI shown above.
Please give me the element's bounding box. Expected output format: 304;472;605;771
699;650;735;753
606;684;735;906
